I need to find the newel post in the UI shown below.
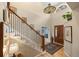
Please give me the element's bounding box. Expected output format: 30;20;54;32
0;22;3;57
41;35;45;51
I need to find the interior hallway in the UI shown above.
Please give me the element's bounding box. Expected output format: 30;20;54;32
0;2;79;57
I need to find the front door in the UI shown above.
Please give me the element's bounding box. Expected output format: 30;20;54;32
54;25;64;45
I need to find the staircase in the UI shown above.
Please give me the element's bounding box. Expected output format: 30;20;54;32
3;3;45;57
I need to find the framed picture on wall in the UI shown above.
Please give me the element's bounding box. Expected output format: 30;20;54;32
64;26;72;43
41;27;48;38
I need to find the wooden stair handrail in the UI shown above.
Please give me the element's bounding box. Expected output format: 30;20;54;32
8;8;42;37
7;2;45;51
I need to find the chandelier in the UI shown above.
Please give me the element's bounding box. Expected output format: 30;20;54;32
43;3;56;14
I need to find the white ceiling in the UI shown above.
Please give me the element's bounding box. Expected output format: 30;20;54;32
10;2;68;24
10;2;66;13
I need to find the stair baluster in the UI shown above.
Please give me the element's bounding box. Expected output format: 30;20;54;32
6;3;45;53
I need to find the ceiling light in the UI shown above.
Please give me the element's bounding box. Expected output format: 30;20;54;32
43;3;56;14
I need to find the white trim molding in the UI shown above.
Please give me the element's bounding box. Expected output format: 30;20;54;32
64;51;71;57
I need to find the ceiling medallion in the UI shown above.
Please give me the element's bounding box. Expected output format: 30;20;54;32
43;3;56;14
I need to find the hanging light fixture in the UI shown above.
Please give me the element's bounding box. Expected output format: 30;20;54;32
43;3;56;14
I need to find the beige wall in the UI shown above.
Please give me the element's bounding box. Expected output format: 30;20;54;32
71;8;79;56
0;2;7;22
10;3;53;44
64;10;79;56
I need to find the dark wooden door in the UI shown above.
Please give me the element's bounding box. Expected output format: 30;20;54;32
54;25;64;45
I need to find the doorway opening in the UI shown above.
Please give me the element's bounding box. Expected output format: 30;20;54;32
54;25;64;45
45;25;64;55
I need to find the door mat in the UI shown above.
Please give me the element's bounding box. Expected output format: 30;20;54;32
45;43;63;55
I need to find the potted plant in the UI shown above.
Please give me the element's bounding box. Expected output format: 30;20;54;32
62;12;72;21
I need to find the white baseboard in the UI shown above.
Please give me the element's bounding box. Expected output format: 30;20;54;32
64;51;71;57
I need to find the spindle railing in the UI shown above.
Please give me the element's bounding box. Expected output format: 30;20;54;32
6;3;45;52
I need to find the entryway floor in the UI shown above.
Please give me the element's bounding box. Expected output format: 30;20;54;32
45;43;63;55
52;48;66;57
36;48;66;57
